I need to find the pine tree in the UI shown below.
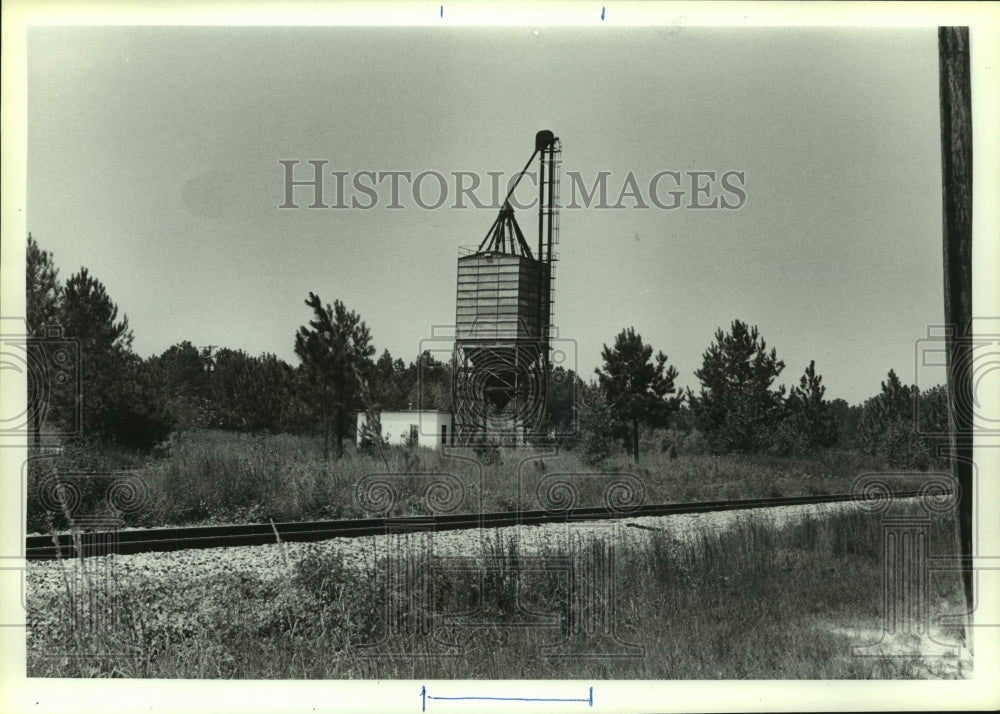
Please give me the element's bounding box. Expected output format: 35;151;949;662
858;369;931;467
405;351;452;411
147;341;216;430
59;267;170;447
859;369;913;451
546;365;579;442
60;267;133;442
688;320;786;453
595;327;679;461
26;233;61;334
786;360;838;449
371;349;409;410
577;382;618;465
294;293;375;460
25;234;63;445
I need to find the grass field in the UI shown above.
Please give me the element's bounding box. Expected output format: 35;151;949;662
26;506;968;679
26;429;965;679
27;429;937;532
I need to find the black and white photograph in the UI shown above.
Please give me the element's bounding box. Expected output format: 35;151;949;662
2;2;999;712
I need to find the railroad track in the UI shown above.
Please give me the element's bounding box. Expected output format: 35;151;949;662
24;490;931;560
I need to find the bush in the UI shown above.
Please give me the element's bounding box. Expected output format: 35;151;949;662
681;430;711;456
658;428;683;453
576;385;619;465
761;418;810;457
856;371;944;469
867;418;935;470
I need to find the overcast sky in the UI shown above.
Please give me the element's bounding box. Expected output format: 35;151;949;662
26;26;946;405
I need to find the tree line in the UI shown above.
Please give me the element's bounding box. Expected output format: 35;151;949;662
26;234;946;467
579;321;948;467
25;235;449;456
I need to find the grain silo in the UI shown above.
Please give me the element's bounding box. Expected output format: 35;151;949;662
453;130;561;444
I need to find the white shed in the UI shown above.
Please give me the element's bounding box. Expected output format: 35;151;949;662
356;410;454;450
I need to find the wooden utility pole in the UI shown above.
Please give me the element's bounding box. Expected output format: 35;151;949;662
938;25;974;647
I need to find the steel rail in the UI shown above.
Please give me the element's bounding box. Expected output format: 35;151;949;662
24;489;935;560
